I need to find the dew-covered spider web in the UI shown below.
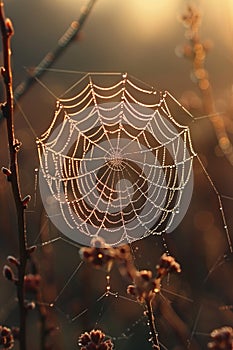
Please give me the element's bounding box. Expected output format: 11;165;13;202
37;73;195;247
6;70;233;350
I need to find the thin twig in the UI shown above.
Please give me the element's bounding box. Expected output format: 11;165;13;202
0;2;28;349
13;0;97;103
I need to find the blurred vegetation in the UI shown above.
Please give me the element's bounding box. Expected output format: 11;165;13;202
0;1;233;349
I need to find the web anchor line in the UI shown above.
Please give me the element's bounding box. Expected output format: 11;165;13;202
196;155;233;253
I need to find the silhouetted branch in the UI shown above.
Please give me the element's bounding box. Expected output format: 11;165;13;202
0;2;28;349
0;2;98;348
13;0;97;103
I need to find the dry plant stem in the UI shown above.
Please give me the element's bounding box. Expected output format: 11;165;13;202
13;0;97;103
32;256;50;350
192;45;233;165
38;294;47;350
0;2;28;350
183;5;233;165
145;298;160;350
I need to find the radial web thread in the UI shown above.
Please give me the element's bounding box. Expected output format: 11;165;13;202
36;73;197;247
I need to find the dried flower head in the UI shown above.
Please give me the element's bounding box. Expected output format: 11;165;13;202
127;269;159;303
156;254;181;279
127;254;180;302
0;326;14;349
178;3;212;93
80;246;115;271
78;329;113;350
208;326;233;350
180;4;202;38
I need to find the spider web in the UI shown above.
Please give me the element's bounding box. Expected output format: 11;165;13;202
36;73;195;247
3;70;233;350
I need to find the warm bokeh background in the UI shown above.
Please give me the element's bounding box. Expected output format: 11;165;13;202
0;0;233;349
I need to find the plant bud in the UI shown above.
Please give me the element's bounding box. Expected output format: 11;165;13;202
7;256;20;267
3;265;14;281
5;18;14;36
1;167;11;176
26;245;37;255
22;195;31;208
25;301;36;310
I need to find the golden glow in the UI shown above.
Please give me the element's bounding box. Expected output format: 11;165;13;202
200;0;233;53
219;136;230;150
198;79;209;90
120;0;180;41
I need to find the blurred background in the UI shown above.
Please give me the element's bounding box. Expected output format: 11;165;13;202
0;0;233;349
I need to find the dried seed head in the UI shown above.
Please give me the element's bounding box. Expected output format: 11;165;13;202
78;332;91;346
1;327;10;337
156;254;181;279
0;326;14;349
78;329;113;349
80;246;115;271
180;4;202;37
208;326;233;349
127;254;181;303
90;329;105;344
127;270;156;303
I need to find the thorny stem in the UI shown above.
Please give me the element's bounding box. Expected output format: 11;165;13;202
0;2;28;350
145;298;160;350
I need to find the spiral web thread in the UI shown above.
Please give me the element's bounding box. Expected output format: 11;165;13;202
37;73;196;246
